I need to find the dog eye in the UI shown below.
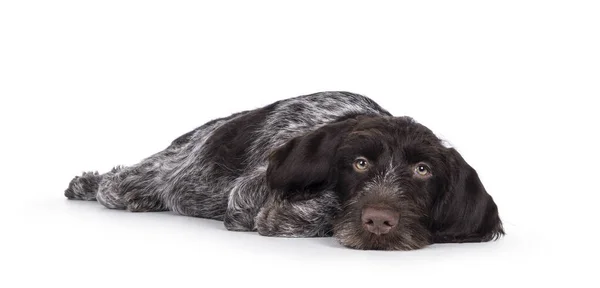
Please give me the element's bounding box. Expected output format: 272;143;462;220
414;163;432;177
353;157;369;172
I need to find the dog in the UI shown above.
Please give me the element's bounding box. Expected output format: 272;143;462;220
65;91;504;250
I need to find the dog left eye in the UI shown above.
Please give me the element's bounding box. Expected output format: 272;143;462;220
414;163;432;177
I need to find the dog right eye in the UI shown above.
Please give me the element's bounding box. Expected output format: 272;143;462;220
353;157;369;172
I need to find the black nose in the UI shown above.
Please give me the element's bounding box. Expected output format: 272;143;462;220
361;206;399;235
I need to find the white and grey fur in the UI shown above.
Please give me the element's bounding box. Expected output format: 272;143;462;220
65;92;391;236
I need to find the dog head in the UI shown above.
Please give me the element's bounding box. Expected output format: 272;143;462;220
266;115;504;250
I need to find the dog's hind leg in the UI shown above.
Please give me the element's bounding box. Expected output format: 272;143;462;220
66;160;169;213
64;171;104;201
95;164;169;212
65;116;226;213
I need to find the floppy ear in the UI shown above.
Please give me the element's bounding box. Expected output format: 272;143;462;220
430;148;504;243
266;119;356;200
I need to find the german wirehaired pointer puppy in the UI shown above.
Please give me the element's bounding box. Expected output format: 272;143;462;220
65;91;504;250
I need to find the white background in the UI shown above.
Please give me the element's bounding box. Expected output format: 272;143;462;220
1;1;599;287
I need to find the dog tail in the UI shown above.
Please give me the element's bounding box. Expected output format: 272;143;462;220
64;171;103;200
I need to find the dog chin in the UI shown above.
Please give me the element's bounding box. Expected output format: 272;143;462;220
333;219;431;251
336;232;429;251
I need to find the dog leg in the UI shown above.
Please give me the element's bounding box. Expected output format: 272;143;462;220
65;164;167;213
223;170;270;231
95;164;168;212
255;190;340;237
64;171;104;201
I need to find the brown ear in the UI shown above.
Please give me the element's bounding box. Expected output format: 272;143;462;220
266;119;356;200
430;148;504;243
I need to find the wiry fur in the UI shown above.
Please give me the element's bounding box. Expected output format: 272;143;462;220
66;91;389;232
333;161;431;250
65;91;504;250
65;171;102;201
255;189;340;237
